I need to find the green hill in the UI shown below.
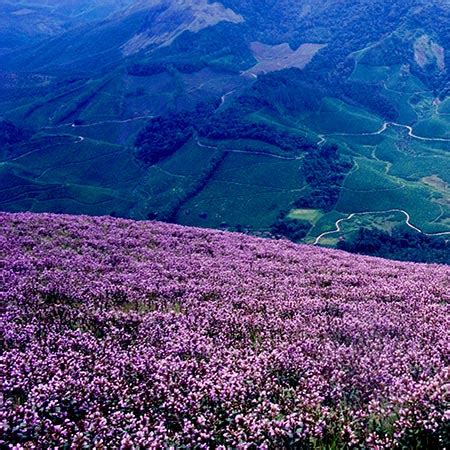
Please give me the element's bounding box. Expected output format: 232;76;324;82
1;0;449;260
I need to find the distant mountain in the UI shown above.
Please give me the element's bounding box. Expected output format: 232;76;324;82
2;0;244;72
119;0;243;55
0;0;136;53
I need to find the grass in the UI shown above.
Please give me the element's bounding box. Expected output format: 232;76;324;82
350;63;391;83
341;157;403;192
0;133;147;217
177;186;301;229
302;97;384;134
306;210;347;243
288;208;324;223
335;183;444;231
414;116;450;139
438;98;450;114
213;152;304;189
176;150;305;229
1;44;449;246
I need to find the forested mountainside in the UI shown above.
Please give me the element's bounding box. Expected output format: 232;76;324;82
0;0;449;262
1;212;449;447
0;1;136;53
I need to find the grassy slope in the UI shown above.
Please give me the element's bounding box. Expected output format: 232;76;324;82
1;3;449;245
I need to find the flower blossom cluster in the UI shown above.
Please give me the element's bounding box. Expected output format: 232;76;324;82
1;212;449;448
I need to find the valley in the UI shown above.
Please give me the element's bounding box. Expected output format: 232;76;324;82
0;0;449;263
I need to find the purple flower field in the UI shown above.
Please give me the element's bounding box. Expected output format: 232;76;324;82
1;213;449;449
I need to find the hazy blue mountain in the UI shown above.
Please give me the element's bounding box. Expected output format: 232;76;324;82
0;1;137;53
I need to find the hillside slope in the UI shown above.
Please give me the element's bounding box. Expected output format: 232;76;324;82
1;213;449;448
0;0;449;256
0;0;136;53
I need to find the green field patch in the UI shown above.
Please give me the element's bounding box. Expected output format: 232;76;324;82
413;116;450;139
160;140;217;177
438;98;450;114
342;157;402;192
343;211;405;233
376;139;450;183
9;135;134;178
0;134;148;217
180;69;243;97
335;181;446;233
175;149;305;229
331;134;385;148
350;63;390;83
51;119;148;145
214;138;290;156
249;111;312;138
177;187;301;230
0;181;137;217
313;210;413;246
213;152;304;190
384;67;428;94
306;210;346;242
303;97;383;134
288;208;323;224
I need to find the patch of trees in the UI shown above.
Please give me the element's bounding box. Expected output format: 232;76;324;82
338;82;398;120
127;61;207;77
135;114;193;166
359;34;411;68
135;100;221;165
199;109;313;154
0;120;30;146
220;0;414;56
136;100;317;167
247;69;324;115
127;63;166;77
338;227;450;265
245;67;399;122
158;23;255;73
305;1;416;76
129;23;255;78
405;3;449;92
295;144;352;211
271;212;311;242
136;98;347;215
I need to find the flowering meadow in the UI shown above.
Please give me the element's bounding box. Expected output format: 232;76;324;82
1;213;449;449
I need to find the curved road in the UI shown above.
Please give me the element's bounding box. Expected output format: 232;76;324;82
71;115;154;128
196;138;302;161
43;115;154;130
314;122;450;243
314;209;450;245
219;90;235;108
318;121;450;144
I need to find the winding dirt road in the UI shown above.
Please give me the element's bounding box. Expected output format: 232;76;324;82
219;90;235;108
196;139;302;161
314;209;450;245
314;122;450;244
318;121;450;144
70;116;154;128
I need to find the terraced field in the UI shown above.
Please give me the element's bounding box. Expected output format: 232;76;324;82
1;0;449;256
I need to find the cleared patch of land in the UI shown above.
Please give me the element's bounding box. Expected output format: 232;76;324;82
242;42;326;77
121;0;244;54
